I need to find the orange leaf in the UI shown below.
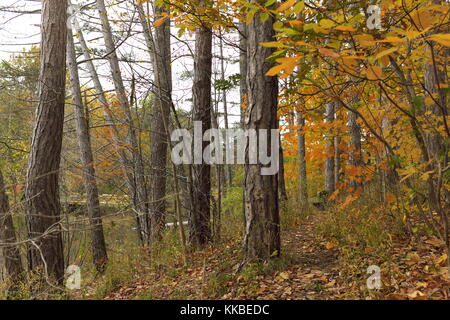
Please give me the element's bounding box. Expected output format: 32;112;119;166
366;66;383;80
319;48;339;58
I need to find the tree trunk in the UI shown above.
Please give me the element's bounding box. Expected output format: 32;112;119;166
95;0;150;243
297;111;308;203
67;26;108;271
243;4;280;262
148;3;172;243
189;21;213;249
219;30;233;187
334;106;341;185
25;0;67;284
324;101;335;195
278;135;288;201
348;110;363;190
0;169;23;281
76;27;145;244
211;109;222;241
424;19;449;275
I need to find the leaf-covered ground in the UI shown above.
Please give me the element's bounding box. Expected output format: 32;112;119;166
102;214;449;300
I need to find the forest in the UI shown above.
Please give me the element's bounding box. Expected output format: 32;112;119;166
0;0;448;301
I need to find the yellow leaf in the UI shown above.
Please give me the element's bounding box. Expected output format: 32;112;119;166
325;241;336;249
366;66;383;80
436;254;448;265
266;56;300;78
277;0;296;12
372;47;398;62
354;34;375;47
293;1;305;14
420;170;434;181
319;19;335;29
428;33;450;47
336;25;356;32
377;36;404;43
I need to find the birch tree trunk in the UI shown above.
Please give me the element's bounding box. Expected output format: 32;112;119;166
67;26;108;270
25;0;67;284
243;3;280;262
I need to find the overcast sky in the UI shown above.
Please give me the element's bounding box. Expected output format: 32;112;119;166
0;0;242;127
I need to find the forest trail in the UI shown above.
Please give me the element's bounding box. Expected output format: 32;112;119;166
101;211;449;301
103;214;347;300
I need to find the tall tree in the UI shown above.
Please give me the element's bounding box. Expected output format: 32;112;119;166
239;21;248;226
190;13;213;249
324;101;335;195
297;110;308;203
348;110;363;190
218;30;232;187
243;1;280;262
25;0;67;283
278;135;288;201
148;3;173;243
75;27;146;243
334;106;342;186
67;24;108;270
95;0;150;243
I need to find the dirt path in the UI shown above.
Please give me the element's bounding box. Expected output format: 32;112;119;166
104;214;345;300
103;213;449;300
235;214;343;300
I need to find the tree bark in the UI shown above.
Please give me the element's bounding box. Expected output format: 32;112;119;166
334;106;341;185
243;4;280;262
189;21;213;249
25;0;67;284
348;110;363;190
297;111;308;203
324;101;335;195
239;22;248;129
148;3;172;243
67;25;108;271
278;135;288;201
239;21;248;230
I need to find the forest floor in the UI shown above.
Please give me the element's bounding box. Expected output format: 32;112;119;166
99;212;449;300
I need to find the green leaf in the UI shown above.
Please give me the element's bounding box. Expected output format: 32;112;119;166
293;0;305;14
260;12;269;22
